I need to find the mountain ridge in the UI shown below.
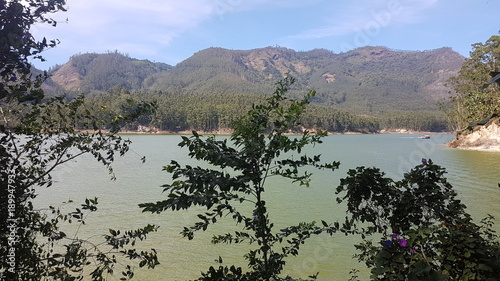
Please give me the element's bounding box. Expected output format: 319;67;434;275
44;46;465;115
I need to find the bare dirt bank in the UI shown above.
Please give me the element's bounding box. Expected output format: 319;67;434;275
448;117;500;152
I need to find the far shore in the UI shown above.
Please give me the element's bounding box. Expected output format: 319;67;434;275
115;129;452;136
77;128;500;152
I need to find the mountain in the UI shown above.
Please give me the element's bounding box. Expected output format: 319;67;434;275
45;46;464;114
145;46;464;113
46;51;172;94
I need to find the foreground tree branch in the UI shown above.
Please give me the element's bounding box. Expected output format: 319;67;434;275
141;76;340;280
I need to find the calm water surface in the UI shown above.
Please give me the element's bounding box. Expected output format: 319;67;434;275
35;134;500;281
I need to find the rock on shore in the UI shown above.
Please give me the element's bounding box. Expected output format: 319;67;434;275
449;117;500;151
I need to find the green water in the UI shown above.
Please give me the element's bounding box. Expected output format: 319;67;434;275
34;133;500;280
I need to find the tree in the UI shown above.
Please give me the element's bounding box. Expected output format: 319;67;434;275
0;0;65;103
140;76;340;280
1;96;159;280
336;159;500;280
1;1;158;280
447;34;500;131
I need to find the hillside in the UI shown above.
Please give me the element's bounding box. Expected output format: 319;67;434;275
44;46;464;115
46;51;172;94
143;46;464;114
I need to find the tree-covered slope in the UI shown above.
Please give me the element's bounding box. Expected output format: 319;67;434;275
143;46;464;113
48;51;172;93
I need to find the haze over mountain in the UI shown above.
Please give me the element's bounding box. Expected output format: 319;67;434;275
44;46;464;115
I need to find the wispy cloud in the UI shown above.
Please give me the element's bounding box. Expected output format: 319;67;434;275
287;0;439;40
70;1;214;43
394;0;439;23
32;0;221;59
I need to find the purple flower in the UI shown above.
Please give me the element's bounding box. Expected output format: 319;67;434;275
398;239;407;247
421;158;427;164
391;233;399;239
383;240;392;247
409;247;416;255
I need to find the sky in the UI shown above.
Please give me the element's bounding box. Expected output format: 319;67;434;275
31;0;499;70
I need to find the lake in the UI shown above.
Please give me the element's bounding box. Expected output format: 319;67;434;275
34;133;500;280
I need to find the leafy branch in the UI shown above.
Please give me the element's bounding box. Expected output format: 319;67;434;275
141;76;340;280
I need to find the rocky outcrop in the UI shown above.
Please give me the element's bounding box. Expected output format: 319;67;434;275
449;117;500;151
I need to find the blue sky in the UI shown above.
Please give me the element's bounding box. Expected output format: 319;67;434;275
32;0;499;69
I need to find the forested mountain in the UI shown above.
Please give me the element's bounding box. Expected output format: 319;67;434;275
45;46;463;113
41;46;465;132
45;51;172;95
143;46;464;113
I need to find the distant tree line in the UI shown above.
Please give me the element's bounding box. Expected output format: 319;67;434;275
80;87;449;133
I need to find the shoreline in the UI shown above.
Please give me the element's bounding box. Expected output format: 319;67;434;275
119;126;452;136
446;117;500;152
449;145;500;152
79;128;500;152
448;139;500;152
116;130;451;136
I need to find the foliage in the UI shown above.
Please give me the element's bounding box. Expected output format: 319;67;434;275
140;76;340;280
80;88;450;133
25;198;158;281
1;94;159;280
84;89;388;133
1;1;158;280
0;0;64;103
336;159;500;280
379;111;449;132
447;34;500;131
